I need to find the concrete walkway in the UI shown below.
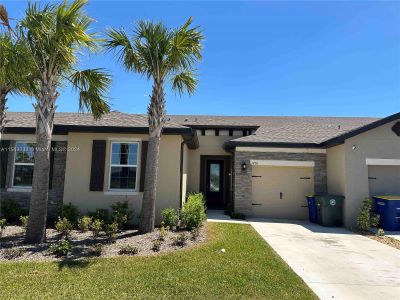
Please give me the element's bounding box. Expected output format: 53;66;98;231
206;210;248;224
249;218;400;300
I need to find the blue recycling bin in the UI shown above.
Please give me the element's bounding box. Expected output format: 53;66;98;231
373;196;400;231
305;195;318;223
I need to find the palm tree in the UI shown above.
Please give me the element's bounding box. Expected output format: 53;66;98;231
0;5;34;133
106;18;204;233
19;0;112;243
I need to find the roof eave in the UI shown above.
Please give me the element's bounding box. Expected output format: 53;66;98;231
321;112;400;148
224;141;321;151
3;125;191;134
187;125;260;130
182;129;199;149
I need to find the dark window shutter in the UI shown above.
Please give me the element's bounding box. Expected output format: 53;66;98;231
89;140;106;191
139;141;148;192
48;141;56;189
0;140;10;188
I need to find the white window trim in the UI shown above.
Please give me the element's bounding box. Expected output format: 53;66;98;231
107;137;143;142
12;141;35;188
108;141;140;192
104;191;139;196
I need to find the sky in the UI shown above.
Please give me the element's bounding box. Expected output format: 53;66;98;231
3;0;400;117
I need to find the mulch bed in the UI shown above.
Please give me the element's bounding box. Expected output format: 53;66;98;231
0;225;207;262
354;229;400;250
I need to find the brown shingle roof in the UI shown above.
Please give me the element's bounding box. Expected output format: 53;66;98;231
5;111;187;129
168;115;379;144
4;111;387;144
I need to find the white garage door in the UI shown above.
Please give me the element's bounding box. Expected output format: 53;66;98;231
368;165;400;196
252;165;314;219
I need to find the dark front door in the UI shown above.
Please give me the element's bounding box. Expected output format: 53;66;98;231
205;160;224;208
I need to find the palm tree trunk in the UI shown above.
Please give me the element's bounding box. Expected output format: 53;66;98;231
139;79;165;233
25;75;57;243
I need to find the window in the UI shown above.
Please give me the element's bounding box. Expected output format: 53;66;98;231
109;142;138;190
209;163;220;192
13;141;35;187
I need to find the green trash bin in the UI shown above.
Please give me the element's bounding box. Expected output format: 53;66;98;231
315;195;344;227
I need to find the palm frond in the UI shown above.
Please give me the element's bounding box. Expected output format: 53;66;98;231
105;28;143;73
107;17;203;98
20;0;99;75
0;4;11;32
0;32;37;96
171;70;198;96
70;68;112;119
167;17;204;72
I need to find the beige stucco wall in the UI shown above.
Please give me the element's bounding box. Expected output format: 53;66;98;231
186;135;233;192
327;144;346;196
63;132;183;224
336;120;400;227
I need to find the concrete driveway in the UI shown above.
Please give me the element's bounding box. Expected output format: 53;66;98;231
249;219;400;300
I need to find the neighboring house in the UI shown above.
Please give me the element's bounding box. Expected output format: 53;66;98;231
0;111;399;226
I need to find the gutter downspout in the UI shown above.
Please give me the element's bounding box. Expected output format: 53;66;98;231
179;140;185;208
179;129;198;208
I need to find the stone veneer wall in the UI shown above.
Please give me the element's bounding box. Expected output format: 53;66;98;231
233;151;327;215
0;141;68;217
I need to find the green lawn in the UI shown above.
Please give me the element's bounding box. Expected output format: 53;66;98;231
0;223;316;300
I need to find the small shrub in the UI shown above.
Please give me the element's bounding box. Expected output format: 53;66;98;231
376;228;385;237
158;225;169;241
49;239;72;257
89;243;103;257
152;240;161;252
119;245;138;255
111;201;133;229
3;248;24;260
56;203;79;224
77;216;92;232
161;208;179;228
190;227;200;241
174;232;188;247
0;198;25;222
357;198;380;231
181;193;206;230
20;215;29;231
88;209;111;224
0;218;6;237
91;219;103;238
55;217;73;238
104;222;119;242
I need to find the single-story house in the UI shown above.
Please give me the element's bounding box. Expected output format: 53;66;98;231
0;111;399;226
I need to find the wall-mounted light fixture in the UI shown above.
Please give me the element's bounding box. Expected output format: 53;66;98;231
241;162;247;171
352;145;357;150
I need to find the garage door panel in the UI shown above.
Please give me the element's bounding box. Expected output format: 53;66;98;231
368;166;400;196
252;166;314;219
